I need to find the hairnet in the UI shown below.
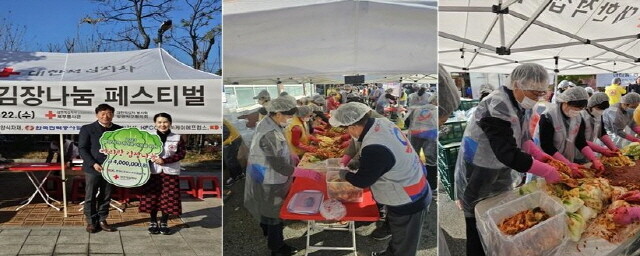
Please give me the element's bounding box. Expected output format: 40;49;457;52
588;92;609;108
585;87;594;94
555;86;589;103
612;77;621;84
438;64;460;118
329;102;371;127
428;94;437;104
312;95;325;105
621;92;640;104
480;84;494;94
508;63;549;91
279;91;289;97
253;89;271;101
265;96;297;113
385;88;393;93
296;105;313;117
557;80;575;90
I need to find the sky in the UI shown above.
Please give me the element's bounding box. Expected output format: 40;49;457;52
1;0;221;72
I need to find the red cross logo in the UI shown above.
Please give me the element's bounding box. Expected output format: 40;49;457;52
0;67;20;78
44;111;57;119
113;175;119;180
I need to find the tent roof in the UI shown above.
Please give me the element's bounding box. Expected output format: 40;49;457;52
439;0;640;75
0;48;220;81
223;0;437;84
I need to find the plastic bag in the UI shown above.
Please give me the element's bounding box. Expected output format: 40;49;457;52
482;191;569;256
320;198;347;220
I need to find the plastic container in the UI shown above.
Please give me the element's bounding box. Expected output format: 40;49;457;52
484;191;568;256
439;120;467;144
437;142;460;200
287;190;323;214
325;158;343;168
325;170;363;203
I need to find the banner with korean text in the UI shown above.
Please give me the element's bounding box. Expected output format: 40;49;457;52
0;79;222;134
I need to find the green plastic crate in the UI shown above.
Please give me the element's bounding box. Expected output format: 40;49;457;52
439;121;467;144
437;142;460;201
457;99;480;111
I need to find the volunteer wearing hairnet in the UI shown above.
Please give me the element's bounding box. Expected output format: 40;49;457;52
244;96;299;256
438;65;460;126
551;80;575;103
585;87;594;97
408;86;431;106
255;89;272;121
330;102;431;256
603;92;640;147
534;87;605;176
375;88;396;115
454;63;562;256
580;92;619;158
308;95;326;112
407;94;438;191
284;105;320;157
606;77;626;105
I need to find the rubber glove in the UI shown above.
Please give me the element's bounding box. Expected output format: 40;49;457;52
290;154;300;166
618;190;640;204
552;152;581;172
308;135;321;143
300;145;317;153
339;133;351;142
580;147;601;176
522;140;552;161
586;141;617;157
625;134;640;143
340;155;352;166
633;126;640;135
340;140;351;149
610;206;640;225
600;135;620;152
313;129;326;135
527;159;561;184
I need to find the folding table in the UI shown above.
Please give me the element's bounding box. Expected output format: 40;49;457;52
280;170;379;256
8;163;80;211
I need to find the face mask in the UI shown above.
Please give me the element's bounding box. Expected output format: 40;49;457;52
591;109;603;117
566;109;581;118
279;118;292;128
518;95;537;109
302;117;310;122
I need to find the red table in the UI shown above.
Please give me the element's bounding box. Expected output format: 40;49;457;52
8;163;80;211
280;170;379;255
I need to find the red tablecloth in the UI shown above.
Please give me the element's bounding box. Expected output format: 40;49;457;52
8;163;81;172
280;172;379;222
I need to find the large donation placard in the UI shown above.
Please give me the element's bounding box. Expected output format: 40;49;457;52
99;128;163;188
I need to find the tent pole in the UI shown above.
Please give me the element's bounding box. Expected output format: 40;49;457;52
506;0;552;49
60;134;68;218
562;38;638;70
467;15;500;69
439;32;496;52
438;6;493;12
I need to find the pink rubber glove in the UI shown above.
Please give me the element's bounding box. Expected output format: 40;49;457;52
633;126;640;135
308;135;321;143
527;159;561;184
581;147;602;175
552;152;580;171
340;155;352;166
300;145;317;153
522;140;552;161
290;154;300;166
610;206;640;225
586;141;617;157
618;190;640;204
600;135;620;152
625;134;640;143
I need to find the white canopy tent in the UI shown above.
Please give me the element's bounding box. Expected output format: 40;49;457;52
223;0;437;84
439;0;640;75
0;48;222;216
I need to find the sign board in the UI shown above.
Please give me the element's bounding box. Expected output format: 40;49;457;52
99;128;163;188
596;73;639;87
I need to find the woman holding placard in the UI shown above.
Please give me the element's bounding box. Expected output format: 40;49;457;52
139;113;186;235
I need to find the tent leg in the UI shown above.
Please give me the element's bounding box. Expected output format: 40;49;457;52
60;134;68;218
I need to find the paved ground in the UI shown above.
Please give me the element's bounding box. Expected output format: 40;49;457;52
222;178;437;256
0;166;221;256
438;182;467;256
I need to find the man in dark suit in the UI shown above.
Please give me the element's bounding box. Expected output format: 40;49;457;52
78;104;122;233
629;77;640;94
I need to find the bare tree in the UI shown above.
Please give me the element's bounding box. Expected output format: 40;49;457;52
0;17;27;51
166;0;221;71
90;0;173;49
